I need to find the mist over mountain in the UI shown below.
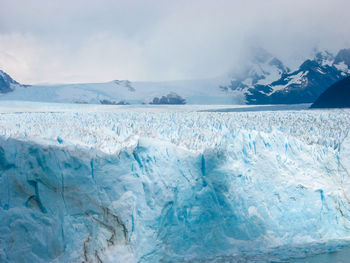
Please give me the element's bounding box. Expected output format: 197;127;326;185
1;48;350;105
0;48;350;104
222;48;350;104
1;0;350;84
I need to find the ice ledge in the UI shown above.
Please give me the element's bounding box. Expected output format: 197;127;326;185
0;109;349;155
1;127;350;262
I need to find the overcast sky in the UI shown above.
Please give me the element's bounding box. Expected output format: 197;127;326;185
0;0;349;84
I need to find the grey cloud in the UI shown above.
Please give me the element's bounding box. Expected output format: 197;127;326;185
0;0;349;83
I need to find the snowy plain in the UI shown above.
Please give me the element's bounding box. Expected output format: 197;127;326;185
0;101;350;262
0;76;242;105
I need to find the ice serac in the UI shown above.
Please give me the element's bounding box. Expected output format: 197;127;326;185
1;108;350;262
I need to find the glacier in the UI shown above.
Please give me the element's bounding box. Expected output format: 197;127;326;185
0;103;350;262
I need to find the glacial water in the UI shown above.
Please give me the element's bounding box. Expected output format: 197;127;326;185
292;246;350;263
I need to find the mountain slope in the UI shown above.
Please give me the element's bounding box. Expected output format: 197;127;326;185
1;48;350;105
0;70;27;93
0;77;243;105
1;49;287;105
223;49;350;104
311;76;350;108
220;48;289;95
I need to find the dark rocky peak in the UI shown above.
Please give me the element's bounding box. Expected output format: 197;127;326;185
299;59;320;71
0;69;20;84
0;69;20;93
150;92;186;105
334;48;350;67
314;50;334;66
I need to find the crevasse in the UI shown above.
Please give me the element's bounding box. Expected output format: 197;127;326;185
0;109;350;262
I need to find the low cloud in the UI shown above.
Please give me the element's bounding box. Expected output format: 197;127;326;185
0;0;349;83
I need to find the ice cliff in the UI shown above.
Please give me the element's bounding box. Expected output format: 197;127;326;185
1;107;350;262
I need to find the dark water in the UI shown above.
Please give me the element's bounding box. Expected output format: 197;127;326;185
291;246;350;263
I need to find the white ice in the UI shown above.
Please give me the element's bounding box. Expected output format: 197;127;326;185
0;102;350;262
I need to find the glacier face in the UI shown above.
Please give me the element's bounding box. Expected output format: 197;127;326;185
1;105;350;262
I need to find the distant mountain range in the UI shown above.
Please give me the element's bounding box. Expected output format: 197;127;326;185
0;76;237;105
1;48;350;105
311;76;350;108
221;48;350;104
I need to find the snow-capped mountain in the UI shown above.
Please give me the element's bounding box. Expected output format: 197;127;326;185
223;49;350;104
0;76;242;105
1;48;350;105
334;48;350;70
0;70;28;93
221;48;290;94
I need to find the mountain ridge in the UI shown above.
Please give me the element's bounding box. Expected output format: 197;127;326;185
223;48;350;104
311;76;350;108
1;48;350;105
0;70;22;93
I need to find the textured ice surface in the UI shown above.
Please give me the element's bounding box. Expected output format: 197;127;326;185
0;102;350;262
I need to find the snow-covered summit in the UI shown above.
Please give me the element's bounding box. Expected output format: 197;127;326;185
333;48;350;75
314;49;335;67
223;48;289;93
223;48;350;104
248;48;290;85
1;48;350;105
0;76;240;105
